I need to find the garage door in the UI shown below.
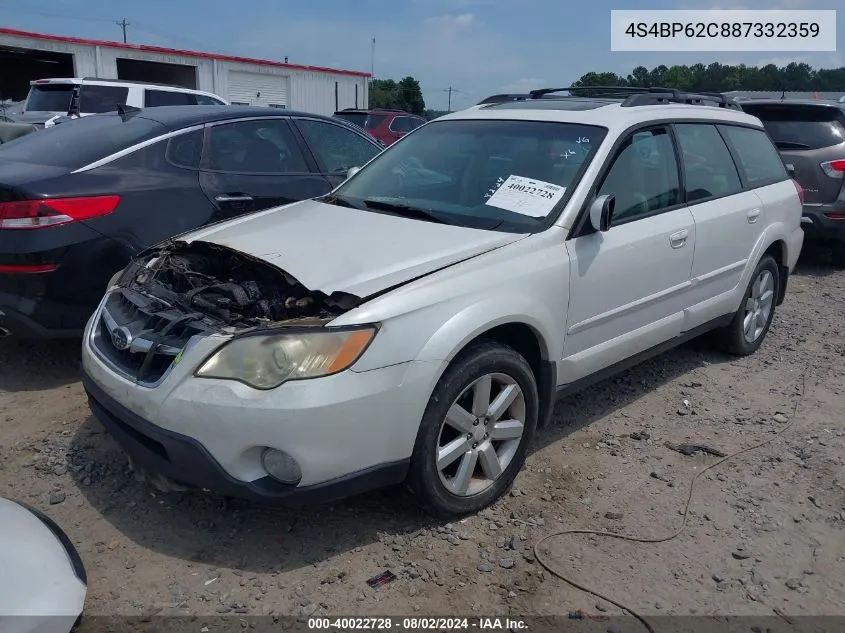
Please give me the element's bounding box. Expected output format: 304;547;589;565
227;71;288;108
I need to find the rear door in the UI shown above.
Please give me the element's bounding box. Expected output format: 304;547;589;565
673;122;757;314
291;117;383;188
198;117;331;219
741;103;845;205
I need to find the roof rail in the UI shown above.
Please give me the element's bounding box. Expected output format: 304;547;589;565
478;85;740;109
621;89;740;109
477;93;531;105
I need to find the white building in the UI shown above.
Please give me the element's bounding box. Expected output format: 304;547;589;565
0;27;370;115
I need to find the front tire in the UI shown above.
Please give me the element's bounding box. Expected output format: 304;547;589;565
406;340;538;516
714;255;779;356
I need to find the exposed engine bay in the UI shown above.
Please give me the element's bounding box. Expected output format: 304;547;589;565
118;241;361;330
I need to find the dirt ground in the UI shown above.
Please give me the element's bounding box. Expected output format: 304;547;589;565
1;251;844;627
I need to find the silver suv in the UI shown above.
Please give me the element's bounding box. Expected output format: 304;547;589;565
80;87;804;516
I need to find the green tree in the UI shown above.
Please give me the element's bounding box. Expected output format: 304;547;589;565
368;76;426;115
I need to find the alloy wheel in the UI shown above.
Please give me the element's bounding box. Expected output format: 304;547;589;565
435;372;526;497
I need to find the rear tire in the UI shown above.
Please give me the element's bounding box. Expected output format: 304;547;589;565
405;340;538;517
713;255;779;356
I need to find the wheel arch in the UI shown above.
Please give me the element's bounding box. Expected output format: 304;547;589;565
417;307;559;430
762;239;788;305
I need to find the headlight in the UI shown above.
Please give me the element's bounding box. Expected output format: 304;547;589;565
195;326;377;389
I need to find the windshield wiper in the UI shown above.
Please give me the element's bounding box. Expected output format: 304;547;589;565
319;194;365;209
362;198;452;225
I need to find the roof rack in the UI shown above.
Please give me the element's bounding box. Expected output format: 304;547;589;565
478;85;740;109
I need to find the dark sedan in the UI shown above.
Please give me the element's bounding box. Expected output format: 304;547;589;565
0;106;383;338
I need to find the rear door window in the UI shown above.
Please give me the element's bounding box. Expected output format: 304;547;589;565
203;119;309;173
741;104;845;150
0;114;166;168
674;123;742;202
79;85;130;114
719;125;789;186
145;89;197;107
25;84;75;112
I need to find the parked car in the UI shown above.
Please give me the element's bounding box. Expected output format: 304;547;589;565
0;497;87;633
333;108;426;146
0;105;383;338
16;77;228;127
81;88;803;516
739;99;845;266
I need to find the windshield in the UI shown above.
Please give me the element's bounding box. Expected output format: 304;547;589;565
742;104;845;150
330;119;607;231
0;114;166;169
25;84;75;113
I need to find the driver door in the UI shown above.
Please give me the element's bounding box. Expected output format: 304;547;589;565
560;126;696;383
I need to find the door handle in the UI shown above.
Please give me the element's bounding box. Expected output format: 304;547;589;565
215;194;254;203
669;229;688;249
747;208;761;224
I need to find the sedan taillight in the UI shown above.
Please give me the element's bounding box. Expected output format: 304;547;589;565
820;159;845;179
0;195;120;229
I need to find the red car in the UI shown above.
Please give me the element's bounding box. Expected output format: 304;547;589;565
333;108;426;146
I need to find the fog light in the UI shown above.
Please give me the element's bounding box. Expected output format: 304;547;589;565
261;449;302;485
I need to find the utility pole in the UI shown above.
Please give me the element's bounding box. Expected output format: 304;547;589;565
444;86;460;112
116;18;130;43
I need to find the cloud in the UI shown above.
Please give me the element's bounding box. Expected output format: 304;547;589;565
424;13;474;29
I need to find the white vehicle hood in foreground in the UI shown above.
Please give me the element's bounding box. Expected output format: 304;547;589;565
0;498;87;633
180;199;527;298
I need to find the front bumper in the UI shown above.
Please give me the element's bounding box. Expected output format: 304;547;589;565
801;203;845;242
81;318;443;502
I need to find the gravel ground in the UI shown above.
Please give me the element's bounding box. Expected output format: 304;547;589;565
1;252;844;626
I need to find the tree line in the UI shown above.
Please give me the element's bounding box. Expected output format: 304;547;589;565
573;62;845;93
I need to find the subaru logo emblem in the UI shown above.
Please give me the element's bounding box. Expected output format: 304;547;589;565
111;326;132;351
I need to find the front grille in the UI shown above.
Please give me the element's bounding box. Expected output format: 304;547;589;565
92;288;212;384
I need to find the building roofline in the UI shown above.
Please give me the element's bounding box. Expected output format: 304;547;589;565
0;27;371;78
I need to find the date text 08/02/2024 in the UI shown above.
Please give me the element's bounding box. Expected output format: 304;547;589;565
306;617;529;630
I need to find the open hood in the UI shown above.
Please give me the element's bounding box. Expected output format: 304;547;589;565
180;198;526;299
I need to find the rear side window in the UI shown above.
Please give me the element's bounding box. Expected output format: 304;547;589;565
26;84;75;112
79;85;129;114
145;89;196;107
0;114;165;168
742;104;845;150
675;123;742;202
720;125;788;186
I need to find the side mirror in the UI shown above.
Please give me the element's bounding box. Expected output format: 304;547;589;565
589;194;614;232
346;166;361;180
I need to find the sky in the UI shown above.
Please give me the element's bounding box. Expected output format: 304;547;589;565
0;0;842;111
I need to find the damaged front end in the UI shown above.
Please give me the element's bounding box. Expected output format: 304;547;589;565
91;241;362;384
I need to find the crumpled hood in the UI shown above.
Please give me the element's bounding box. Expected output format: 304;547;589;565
181;199;526;298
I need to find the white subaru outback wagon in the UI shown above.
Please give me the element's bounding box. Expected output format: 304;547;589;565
81;87;804;516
